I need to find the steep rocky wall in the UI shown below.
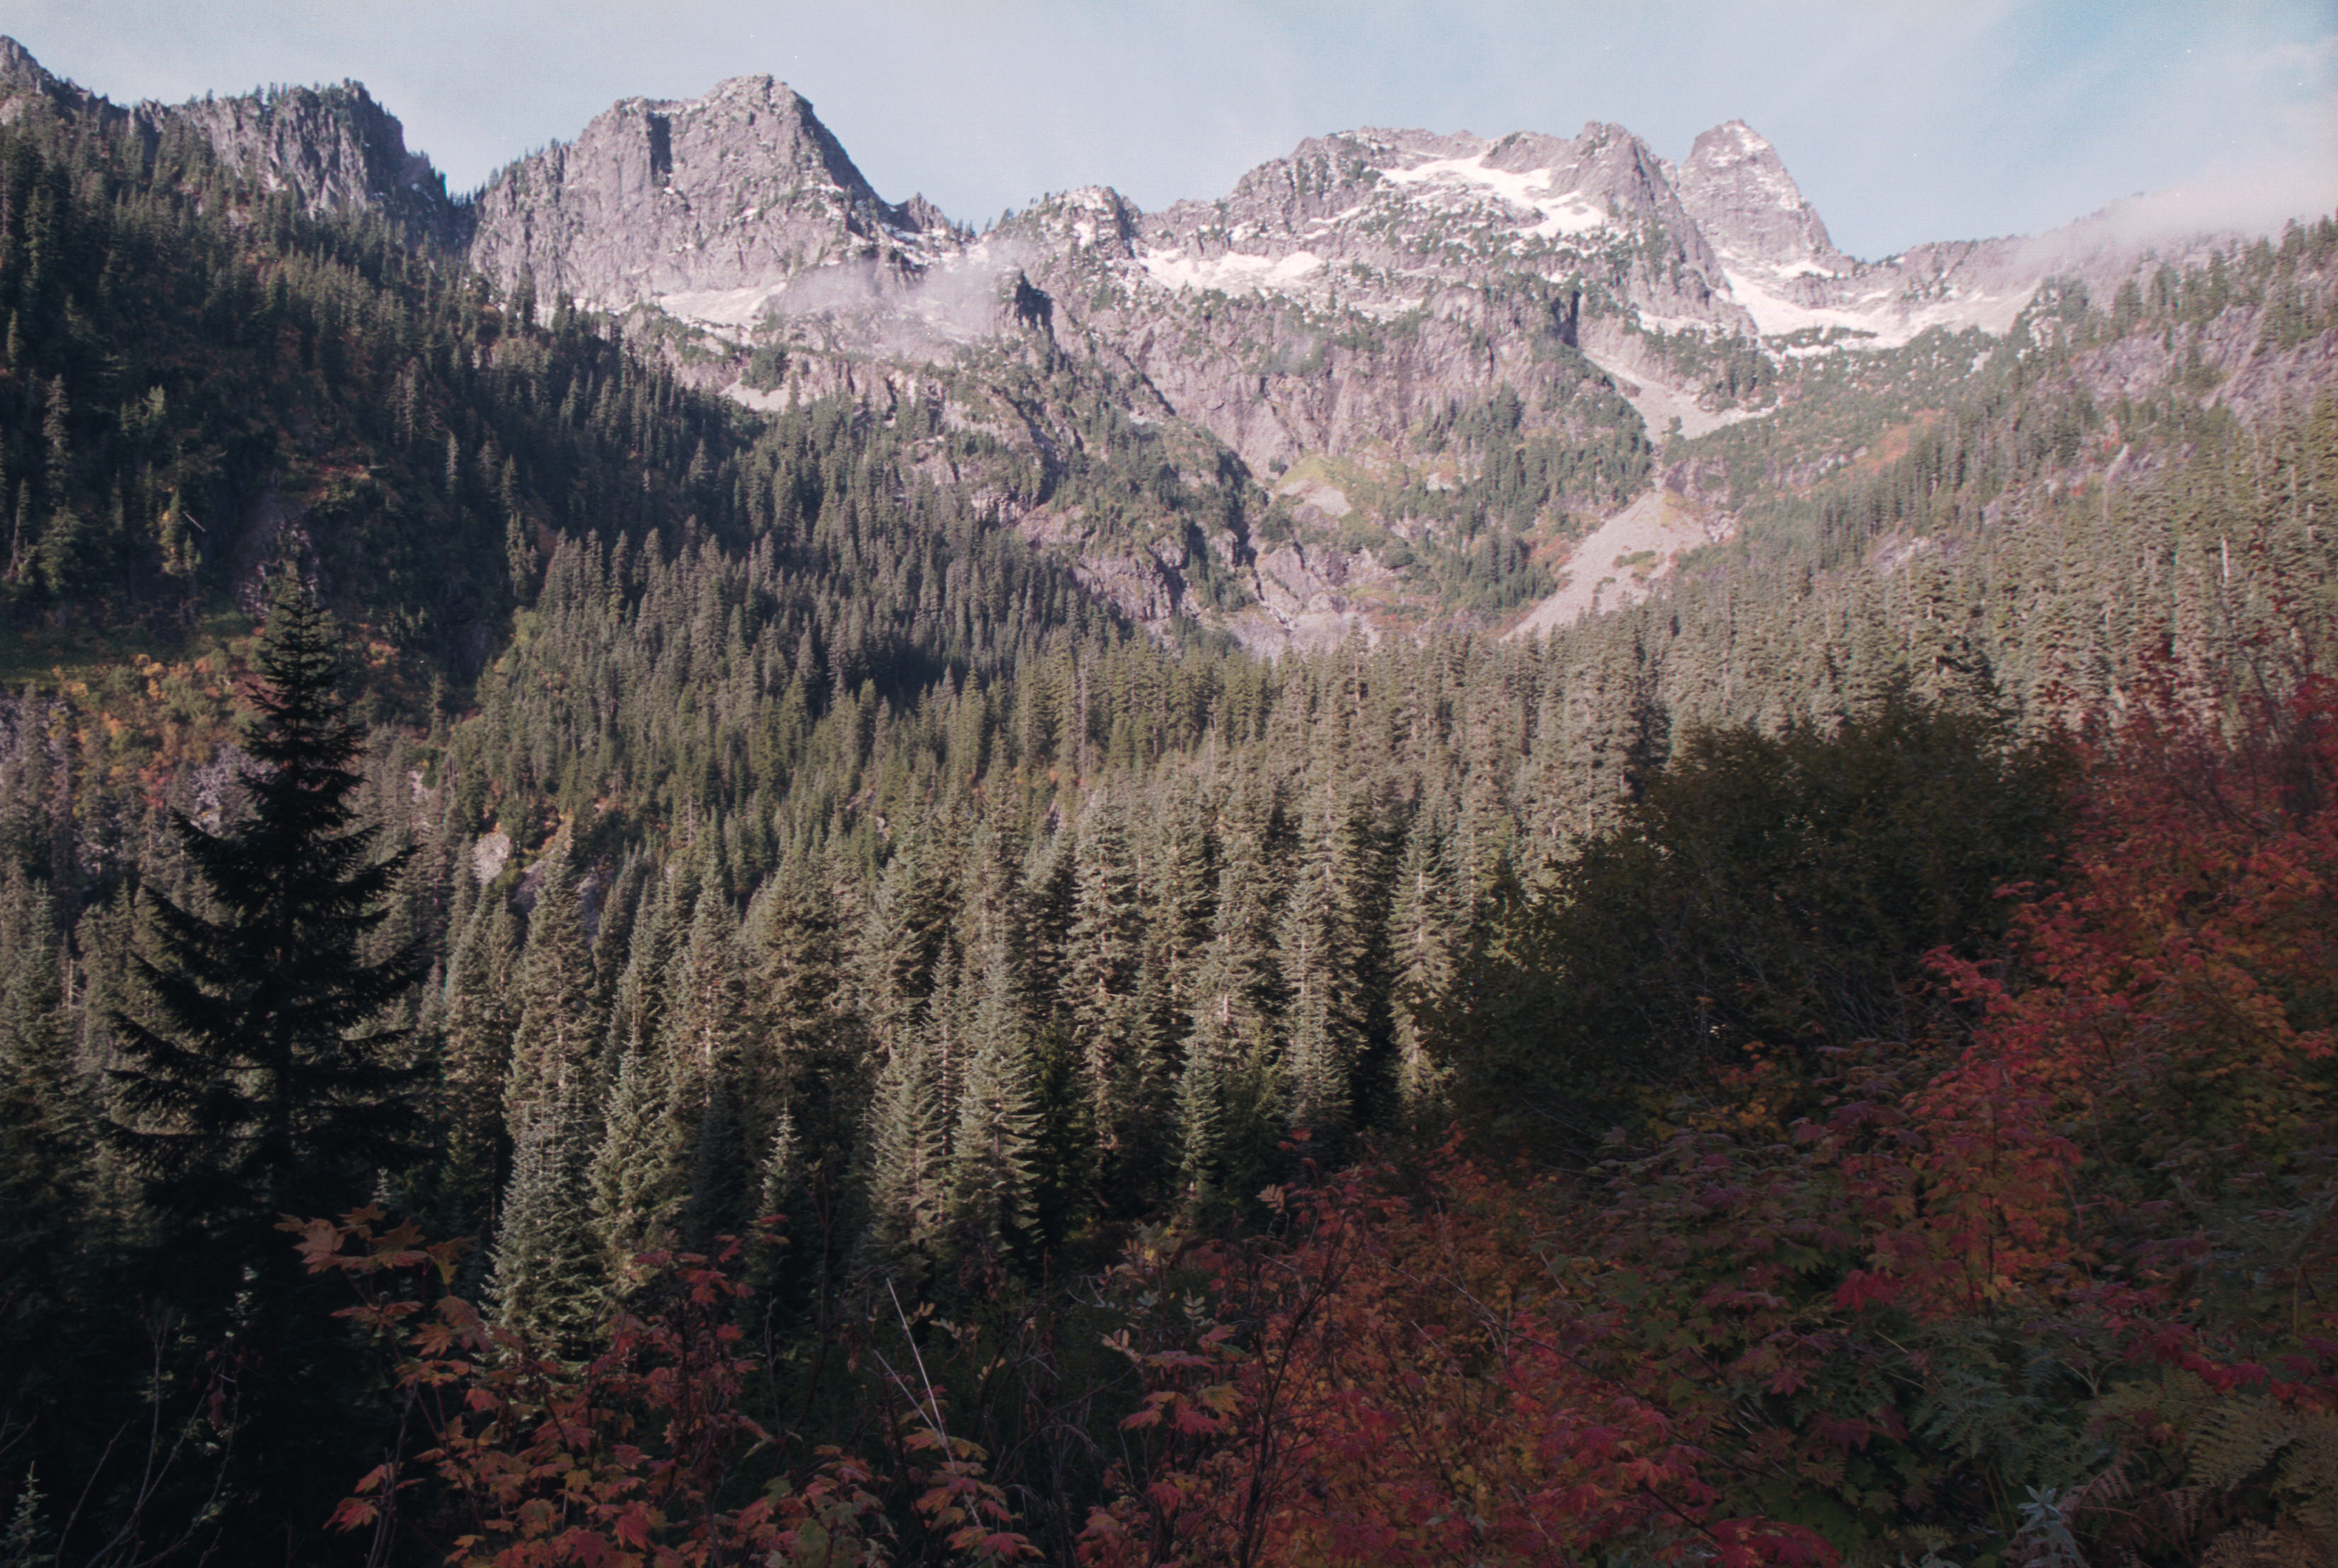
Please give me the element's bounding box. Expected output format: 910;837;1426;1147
466;74;956;313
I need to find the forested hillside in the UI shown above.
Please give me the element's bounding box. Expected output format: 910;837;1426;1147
0;52;2334;1568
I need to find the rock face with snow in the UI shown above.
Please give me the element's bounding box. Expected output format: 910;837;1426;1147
1120;120;1741;333
465;75;957;316
945;118;1766;490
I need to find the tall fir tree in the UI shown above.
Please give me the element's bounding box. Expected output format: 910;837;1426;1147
945;941;1039;1268
104;579;427;1262
502;836;598;1128
489;1059;604;1347
856;1034;946;1295
487;833;607;1342
1177;812;1285;1202
589;1030;685;1274
1064;800;1141;1159
1388;806;1461;1122
1278;793;1364;1141
434;886;521;1238
96;577;428;1559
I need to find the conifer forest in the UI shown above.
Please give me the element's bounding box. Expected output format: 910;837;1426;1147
3;57;2338;1568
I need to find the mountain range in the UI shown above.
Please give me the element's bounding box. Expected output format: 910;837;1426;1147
0;35;2326;649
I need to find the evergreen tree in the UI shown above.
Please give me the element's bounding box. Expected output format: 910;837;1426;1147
1388;807;1461;1121
750;1102;805;1298
104;580;426;1264
744;853;863;1303
660;894;751;1243
488;1059;604;1347
1141;788;1217;1051
604;863;684;1071
945;943;1039;1267
96;578;428;1557
435;887;520;1236
856;1036;946;1295
1064;800;1141;1158
759;1104;802;1226
502;837;597;1129
1278;794;1363;1140
1177;813;1284;1201
589;1031;684;1273
1172;1035;1223;1209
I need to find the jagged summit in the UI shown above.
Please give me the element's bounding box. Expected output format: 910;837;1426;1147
175;81;466;250
0;35;2204;359
1674;120;1843;272
0;35;122;125
0;33;2322;653
1127;117;1732;336
465;73;960;316
0;35;462;249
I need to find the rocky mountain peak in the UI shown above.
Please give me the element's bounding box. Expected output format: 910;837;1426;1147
1674;119;1841;271
0;35;131;132
174;81;466;250
465;74;957;316
0;39;461;250
1017;186;1140;259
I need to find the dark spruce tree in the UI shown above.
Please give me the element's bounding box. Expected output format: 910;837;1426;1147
108;579;428;1250
100;577;428;1560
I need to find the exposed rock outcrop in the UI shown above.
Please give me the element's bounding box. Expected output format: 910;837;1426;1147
466;74;957;316
0;38;463;250
173;83;466;250
1672;120;1843;273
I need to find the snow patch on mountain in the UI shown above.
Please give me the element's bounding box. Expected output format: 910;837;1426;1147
1721;267;2033;345
660;285;785;329
1378;154;1609;236
1140;248;1327;294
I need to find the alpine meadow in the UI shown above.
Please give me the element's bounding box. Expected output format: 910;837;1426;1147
1;28;2337;1568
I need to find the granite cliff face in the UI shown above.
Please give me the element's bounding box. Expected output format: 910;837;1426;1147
466;74;957;317
1671;120;1843;274
1010;119;1754;474
172;82;466;250
0;38;462;249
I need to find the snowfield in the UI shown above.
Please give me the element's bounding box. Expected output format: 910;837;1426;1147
1720;265;2033;346
1378;154;1609;237
1139;248;1327;294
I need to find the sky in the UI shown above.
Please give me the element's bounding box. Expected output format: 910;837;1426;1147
6;0;2334;261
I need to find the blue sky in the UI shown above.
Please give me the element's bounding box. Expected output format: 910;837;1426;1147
9;1;2334;260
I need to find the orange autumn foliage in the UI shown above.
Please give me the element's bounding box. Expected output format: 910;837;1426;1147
1078;685;2338;1567
1078;1165;1840;1568
294;1214;1036;1568
1937;681;2338;1189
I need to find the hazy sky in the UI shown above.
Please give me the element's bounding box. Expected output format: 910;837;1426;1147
8;1;2334;260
